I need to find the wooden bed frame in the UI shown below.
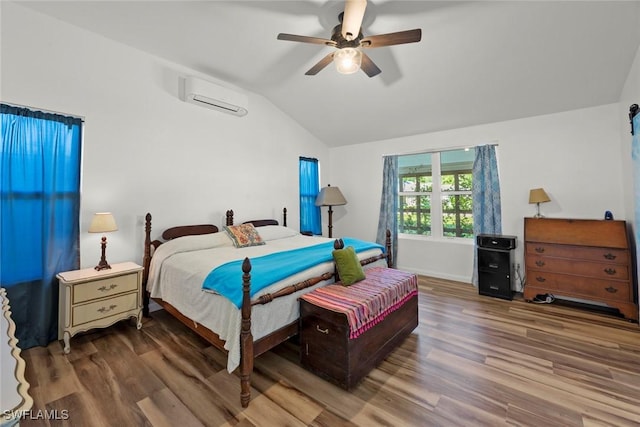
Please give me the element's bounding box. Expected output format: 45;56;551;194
141;208;392;407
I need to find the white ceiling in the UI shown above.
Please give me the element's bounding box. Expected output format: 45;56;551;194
15;1;640;147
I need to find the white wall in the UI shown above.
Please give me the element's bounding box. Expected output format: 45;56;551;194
330;104;625;283
1;2;329;268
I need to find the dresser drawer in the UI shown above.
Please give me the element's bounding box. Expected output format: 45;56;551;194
73;272;139;304
525;243;628;265
526;255;629;280
72;292;138;326
526;271;631;302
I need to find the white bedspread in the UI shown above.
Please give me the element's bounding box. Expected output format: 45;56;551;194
147;226;385;372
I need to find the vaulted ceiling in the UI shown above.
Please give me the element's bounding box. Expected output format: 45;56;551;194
15;1;640;146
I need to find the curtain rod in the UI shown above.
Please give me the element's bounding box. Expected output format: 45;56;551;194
382;141;499;158
1;101;85;122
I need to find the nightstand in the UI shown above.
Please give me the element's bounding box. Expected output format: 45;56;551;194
57;262;143;353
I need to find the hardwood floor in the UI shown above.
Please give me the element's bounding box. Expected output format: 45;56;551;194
19;276;640;427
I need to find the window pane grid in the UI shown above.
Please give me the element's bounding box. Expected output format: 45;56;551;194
398;149;474;239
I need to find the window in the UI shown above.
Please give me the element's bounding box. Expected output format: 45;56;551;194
299;157;321;235
398;148;475;238
1;104;82;348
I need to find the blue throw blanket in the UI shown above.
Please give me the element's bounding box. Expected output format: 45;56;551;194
202;238;384;308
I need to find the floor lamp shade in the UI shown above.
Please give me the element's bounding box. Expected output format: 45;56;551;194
89;212;118;270
315;185;347;238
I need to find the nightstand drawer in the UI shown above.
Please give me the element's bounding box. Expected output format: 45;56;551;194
72;292;138;326
73;273;138;304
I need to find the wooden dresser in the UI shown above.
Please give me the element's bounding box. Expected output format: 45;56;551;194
524;218;638;321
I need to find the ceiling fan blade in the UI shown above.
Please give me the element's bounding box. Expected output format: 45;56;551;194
342;0;367;41
361;29;422;48
277;33;336;47
305;53;335;75
360;52;381;77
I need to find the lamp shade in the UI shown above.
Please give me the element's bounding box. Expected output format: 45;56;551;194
88;212;118;233
528;188;550;204
334;48;362;75
316;185;347;207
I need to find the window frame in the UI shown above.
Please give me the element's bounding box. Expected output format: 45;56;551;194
398;149;474;240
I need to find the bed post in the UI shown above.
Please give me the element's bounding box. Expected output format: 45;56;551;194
226;209;234;226
333;238;344;281
142;213;152;317
283;207;287;227
385;229;393;268
239;257;253;408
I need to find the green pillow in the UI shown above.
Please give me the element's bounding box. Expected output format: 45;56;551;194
332;246;365;285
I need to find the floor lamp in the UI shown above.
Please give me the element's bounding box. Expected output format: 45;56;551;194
316;184;347;238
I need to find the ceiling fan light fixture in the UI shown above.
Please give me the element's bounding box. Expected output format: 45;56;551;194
334;48;362;75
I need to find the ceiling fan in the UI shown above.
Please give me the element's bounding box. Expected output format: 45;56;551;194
277;0;422;77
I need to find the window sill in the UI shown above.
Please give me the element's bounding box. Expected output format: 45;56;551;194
399;234;474;245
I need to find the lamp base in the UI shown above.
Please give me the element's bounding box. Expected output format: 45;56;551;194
94;260;112;271
95;236;111;270
533;202;545;219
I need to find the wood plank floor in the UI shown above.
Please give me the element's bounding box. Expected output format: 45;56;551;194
18;276;640;427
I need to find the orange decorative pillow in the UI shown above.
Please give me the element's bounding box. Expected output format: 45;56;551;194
224;224;265;248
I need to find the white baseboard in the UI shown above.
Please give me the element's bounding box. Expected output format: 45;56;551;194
395;264;472;284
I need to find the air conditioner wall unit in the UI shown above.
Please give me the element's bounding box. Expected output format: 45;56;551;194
182;76;248;117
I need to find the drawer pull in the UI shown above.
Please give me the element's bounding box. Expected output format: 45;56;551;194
535;260;545;267
316;325;329;334
604;268;617;276
535;276;546;283
605;286;618;293
535;247;545;253
97;284;118;292
603;253;617;260
97;304;117;313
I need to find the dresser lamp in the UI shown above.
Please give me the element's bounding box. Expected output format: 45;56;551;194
315;184;347;238
528;188;551;218
88;212;118;270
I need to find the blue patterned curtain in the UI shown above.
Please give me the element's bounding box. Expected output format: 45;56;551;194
1;104;82;348
632;112;640;292
376;155;398;266
471;145;502;286
299;157;321;235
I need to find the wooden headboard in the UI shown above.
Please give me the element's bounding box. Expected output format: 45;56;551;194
161;224;219;240
225;207;287;228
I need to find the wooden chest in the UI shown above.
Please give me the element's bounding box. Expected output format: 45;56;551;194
299;268;419;389
524;218;638;321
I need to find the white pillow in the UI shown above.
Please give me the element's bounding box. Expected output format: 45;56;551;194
154;232;232;258
255;225;300;241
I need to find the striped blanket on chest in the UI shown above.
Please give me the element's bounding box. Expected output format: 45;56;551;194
299;267;418;339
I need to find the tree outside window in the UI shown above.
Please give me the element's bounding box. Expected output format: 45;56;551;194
398;148;474;238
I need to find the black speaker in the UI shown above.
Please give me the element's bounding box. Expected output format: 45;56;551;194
477;234;517;300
